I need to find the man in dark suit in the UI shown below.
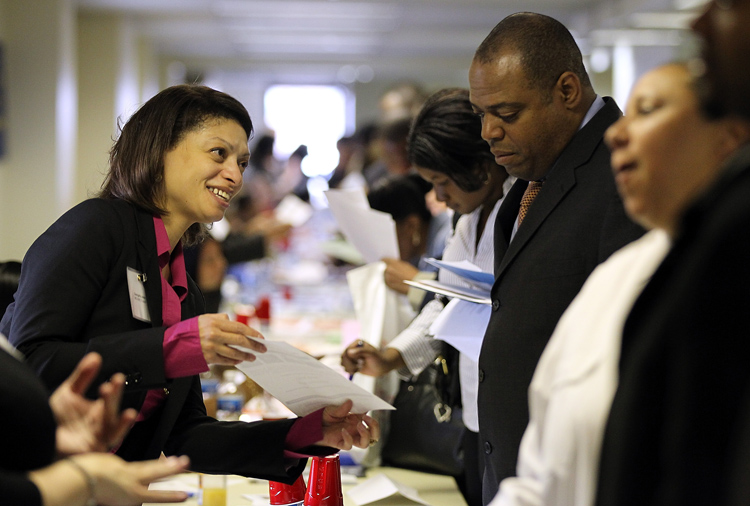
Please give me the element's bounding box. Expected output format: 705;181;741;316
468;13;644;503
595;2;750;506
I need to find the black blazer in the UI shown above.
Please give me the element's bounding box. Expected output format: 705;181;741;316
0;346;56;505
1;199;307;483
478;97;645;502
596;145;750;506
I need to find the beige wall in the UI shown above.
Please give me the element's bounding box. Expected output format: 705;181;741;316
76;12;123;203
0;1;160;260
0;0;76;261
0;1;664;262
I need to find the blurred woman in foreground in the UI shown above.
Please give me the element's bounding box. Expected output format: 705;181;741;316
490;63;750;506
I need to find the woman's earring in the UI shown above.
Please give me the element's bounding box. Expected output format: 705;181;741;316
412;231;421;247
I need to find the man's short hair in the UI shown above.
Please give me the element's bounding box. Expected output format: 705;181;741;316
474;12;592;92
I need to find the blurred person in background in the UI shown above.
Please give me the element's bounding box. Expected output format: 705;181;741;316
244;133;280;213
362;82;429;190
222;194;292;266
327;135;367;191
367;173;453;311
379;81;429;123
343;87;512;506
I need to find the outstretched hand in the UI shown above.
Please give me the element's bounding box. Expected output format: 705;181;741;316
87;454;192;505
316;400;380;450
50;352;137;457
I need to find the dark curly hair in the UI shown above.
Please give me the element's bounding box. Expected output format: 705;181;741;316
408;88;498;192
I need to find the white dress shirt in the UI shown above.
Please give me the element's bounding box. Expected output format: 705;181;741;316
389;176;515;431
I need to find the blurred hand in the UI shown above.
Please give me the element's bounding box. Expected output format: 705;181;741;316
382;258;419;295
340;340;404;377
246;212;292;242
50;352;137;457
197;313;267;366
316;400;380;450
78;454;191;505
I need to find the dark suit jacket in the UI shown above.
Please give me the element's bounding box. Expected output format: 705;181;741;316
0;346;56;505
1;198;307;483
478;97;645;503
596;144;750;506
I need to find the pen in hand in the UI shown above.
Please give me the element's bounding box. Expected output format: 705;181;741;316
348;339;365;380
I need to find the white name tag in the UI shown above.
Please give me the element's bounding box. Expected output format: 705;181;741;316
126;267;151;323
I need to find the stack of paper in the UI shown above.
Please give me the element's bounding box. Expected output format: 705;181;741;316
404;258;496;361
404;258;494;305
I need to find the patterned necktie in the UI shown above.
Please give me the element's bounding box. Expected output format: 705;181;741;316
518;180;544;225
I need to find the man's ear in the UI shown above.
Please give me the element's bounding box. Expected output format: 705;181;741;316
556;71;583;110
717;117;750;159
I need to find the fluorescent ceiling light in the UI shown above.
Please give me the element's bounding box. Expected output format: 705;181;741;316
630;12;698;29
590;29;684;46
673;0;709;10
212;1;401;20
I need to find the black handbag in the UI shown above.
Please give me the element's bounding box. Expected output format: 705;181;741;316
381;343;466;476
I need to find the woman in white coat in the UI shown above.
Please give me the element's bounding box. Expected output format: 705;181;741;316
489;62;750;506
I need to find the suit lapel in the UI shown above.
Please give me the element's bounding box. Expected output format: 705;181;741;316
498;165;576;274
493;179;525;274
494;97;622;281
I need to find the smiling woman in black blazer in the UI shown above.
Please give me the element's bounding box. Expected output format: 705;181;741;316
1;84;377;483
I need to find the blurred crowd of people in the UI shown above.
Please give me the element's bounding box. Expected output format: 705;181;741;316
5;3;750;506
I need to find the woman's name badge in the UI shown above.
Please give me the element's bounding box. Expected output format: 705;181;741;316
126;267;151;323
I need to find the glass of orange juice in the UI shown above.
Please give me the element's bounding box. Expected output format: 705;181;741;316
199;474;227;506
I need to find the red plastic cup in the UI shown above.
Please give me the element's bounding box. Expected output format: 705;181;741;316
234;304;255;325
269;474;306;506
304;455;343;506
255;296;271;322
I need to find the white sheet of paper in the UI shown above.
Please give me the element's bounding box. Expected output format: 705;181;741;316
325;189;399;263
273;193;314;227
346;262;414;404
404;279;491;305
234;337;394;416
429;298;491;362
346;473;430;506
325;187;371;209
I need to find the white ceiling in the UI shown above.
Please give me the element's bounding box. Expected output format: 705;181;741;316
75;0;707;84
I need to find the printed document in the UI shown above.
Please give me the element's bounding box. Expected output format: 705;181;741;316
235;337;394;416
